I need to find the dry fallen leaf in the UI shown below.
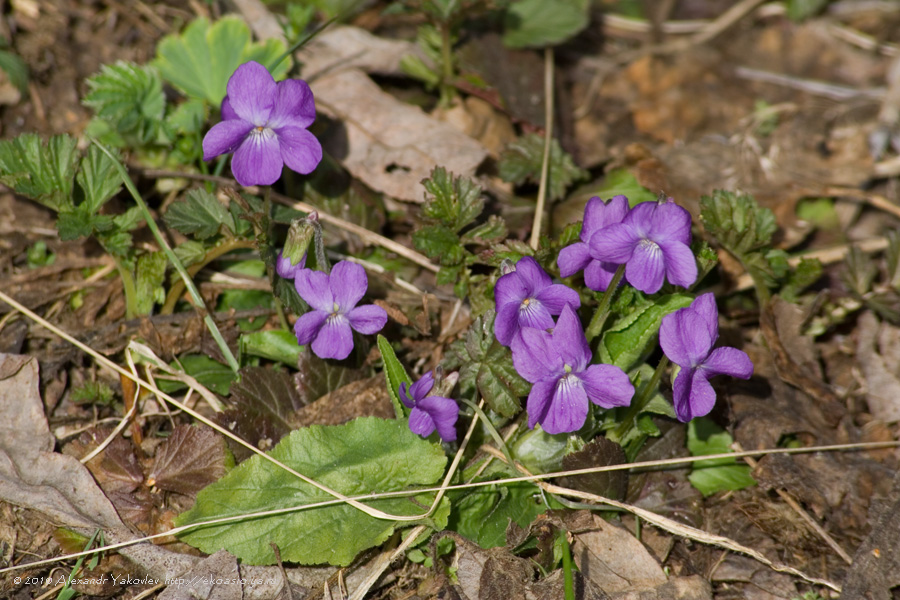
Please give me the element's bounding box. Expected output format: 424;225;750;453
857;311;900;423
571;512;666;594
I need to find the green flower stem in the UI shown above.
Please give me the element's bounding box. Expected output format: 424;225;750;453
585;264;626;342
614;355;669;441
161;238;257;315
93;139;240;373
561;532;576;600
460;397;516;470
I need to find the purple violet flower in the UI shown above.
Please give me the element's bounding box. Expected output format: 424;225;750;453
293;261;387;360
202;61;323;187
399;371;459;442
512;305;634;434
659;293;753;422
494;256;581;347
276;250;306;280
558;195;630;291
589;199;697;294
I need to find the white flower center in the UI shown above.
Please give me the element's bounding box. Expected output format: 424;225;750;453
519;297;541;318
639;238;661;256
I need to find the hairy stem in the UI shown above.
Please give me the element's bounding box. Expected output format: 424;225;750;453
585;264;626;342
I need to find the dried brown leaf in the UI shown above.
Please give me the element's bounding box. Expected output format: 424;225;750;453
147;425;228;497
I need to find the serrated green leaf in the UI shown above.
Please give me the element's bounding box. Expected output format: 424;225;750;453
781;257;823;302
412;224;466;265
421;166;484;233
599;294;694;371
76;145;123;213
687;418;756;496
460;215;508;244
700;190;777;258
83;61;165;145
135;251;167;315
176;417;448;566
498;133;587;202
0;133;77;210
239;330;303;366
377;335;411;420
503;0;589;48
173;240;207;268
57;206;114;241
589;168;657;207
442;311;529;417
164;188;235;239
153;17;289;106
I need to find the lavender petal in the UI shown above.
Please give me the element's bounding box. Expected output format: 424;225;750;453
493;301;521;347
703;346;753;380
534;282;581;314
416;395;459;442
408;406;437;438
672;367;716;422
583;260;618;292
624;239;665;293
202;119;253;161
551;305;591;372
540;375;589;434
557;242;592;278
660;307;715;368
293;310;326;346
310;316;354;360
294;269;334;312
589;223;639;263
268;79;316;129
583;195;630;239
494;270;528;310
226;61;276;125
515;256;551;295
526;378;557;430
231;129;283;186
579;364;634;409
513;327;559;383
347;304;388;335
330;261;368;310
408;371;434;402
277;126;323;175
659;240;698;289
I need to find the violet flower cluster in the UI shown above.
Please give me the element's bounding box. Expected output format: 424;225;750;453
558;196;697;294
660;294;753;422
494;255;633;434
203;61;323;187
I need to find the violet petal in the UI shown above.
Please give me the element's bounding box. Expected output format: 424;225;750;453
513;327;559;384
652;202;692;246
347;304;388;335
579;364;634;409
534;282;580;313
268;79;316;129
231;129;283;186
202;119;253;161
311;316;353;360
515;256;551;295
408;407;437;438
583;260;618;292
660;307;715;368
494;269;529;309
227;61;276;125
672;367;716;422
557;242;592;278
541;375;589;434
330;261;367;310
551;305;590;372
493;302;521;347
583;195;630;239
415;395;459;442
703;346;753;380
659;239;698;289
590;223;639;263
526;378;557;430
276;250;306;279
399;382;416;409
294;269;334;312
293;311;326;346
276;126;323;175
625;240;665;293
408;372;434;401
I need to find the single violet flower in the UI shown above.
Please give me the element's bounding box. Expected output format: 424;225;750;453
512;305;634;434
399;371;459;442
202;61;323;187
293;261;387;360
589;199;697;294
558;195;630;291
494;256;581;347
659;293;753;422
276;250;306;280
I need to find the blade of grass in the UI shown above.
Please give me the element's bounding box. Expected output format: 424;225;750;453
90;138;240;373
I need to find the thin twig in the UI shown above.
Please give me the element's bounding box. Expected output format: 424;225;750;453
530;47;555;250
